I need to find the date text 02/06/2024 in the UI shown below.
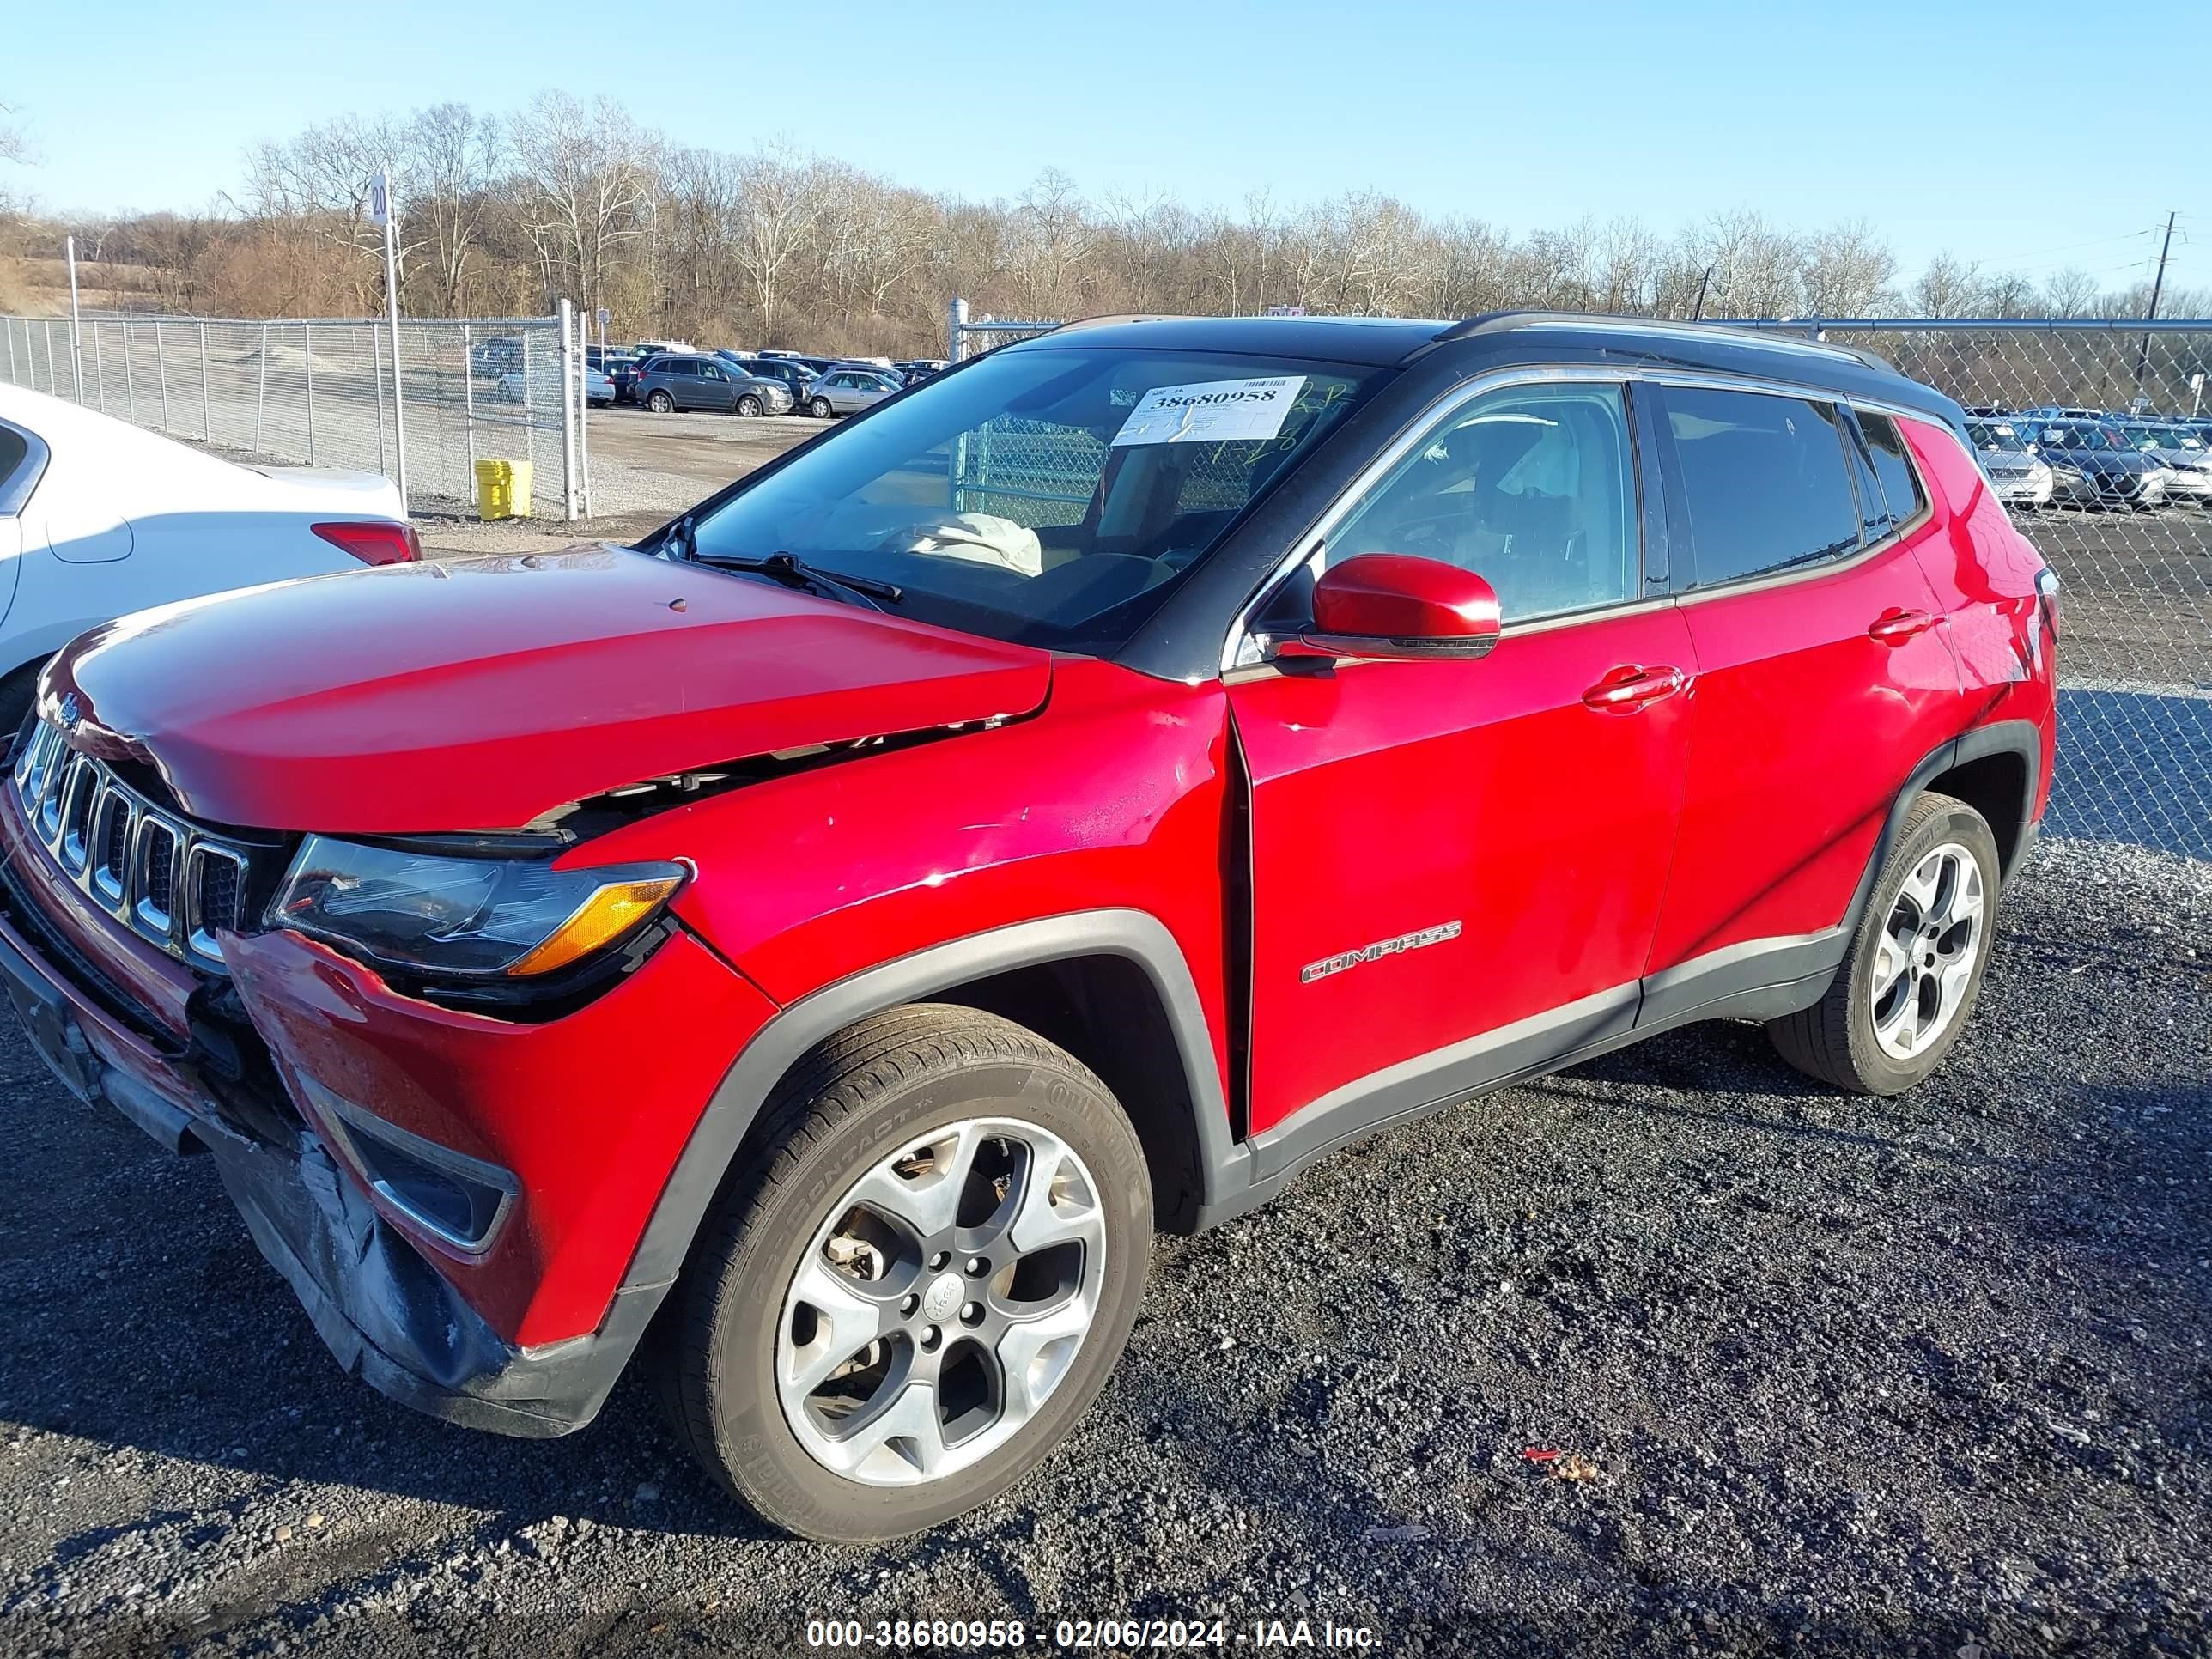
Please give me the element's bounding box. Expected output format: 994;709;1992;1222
803;1616;1382;1650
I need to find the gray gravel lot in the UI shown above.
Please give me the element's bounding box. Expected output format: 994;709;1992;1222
2;837;2209;1656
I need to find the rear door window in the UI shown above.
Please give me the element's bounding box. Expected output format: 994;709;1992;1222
1660;386;1863;586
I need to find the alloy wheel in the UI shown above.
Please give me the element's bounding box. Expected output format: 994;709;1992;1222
775;1116;1107;1486
1869;841;1985;1060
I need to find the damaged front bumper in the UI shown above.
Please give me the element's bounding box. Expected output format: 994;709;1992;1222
0;908;648;1437
0;813;777;1437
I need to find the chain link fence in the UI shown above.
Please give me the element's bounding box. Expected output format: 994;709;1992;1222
1717;319;2211;861
1;311;589;518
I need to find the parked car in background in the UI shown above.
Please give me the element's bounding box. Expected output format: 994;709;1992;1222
0;314;2056;1544
631;339;693;362
638;354;793;416
1965;418;2054;508
2021;419;2168;509
586;347;641;401
498;366;614;407
469;336;526;378
896;359;949;385
0;383;417;730
803;367;900;417
2116;421;2212;505
738;358;817;402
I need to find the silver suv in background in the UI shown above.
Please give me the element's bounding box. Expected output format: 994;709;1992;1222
638;355;794;416
1966;417;2054;508
2117;421;2212;505
803;367;901;418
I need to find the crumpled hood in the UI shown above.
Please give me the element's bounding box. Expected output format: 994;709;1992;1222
48;548;1053;834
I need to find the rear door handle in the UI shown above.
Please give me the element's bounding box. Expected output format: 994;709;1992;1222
1868;607;1936;644
1582;664;1686;711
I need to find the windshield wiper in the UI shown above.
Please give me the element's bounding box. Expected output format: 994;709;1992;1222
689;548;904;608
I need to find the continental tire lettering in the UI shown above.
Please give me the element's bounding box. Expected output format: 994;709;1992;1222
1300;921;1462;985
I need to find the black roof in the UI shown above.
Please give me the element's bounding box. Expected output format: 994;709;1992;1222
1018;311;1958;428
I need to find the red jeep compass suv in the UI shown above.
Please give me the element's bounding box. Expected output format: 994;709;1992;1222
0;314;2056;1540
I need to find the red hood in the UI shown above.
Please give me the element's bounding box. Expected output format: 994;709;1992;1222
48;548;1053;833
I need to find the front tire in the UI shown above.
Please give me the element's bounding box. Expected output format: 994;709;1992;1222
1766;791;2001;1095
735;393;763;417
659;1006;1152;1540
809;396;833;419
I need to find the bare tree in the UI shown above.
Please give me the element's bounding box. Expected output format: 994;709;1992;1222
728;145;830;342
403;103;501;315
508;92;657;316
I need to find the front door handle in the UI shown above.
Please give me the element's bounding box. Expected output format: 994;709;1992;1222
1868;607;1936;644
1582;664;1687;711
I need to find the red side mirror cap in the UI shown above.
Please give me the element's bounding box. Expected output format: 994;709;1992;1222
1300;554;1502;661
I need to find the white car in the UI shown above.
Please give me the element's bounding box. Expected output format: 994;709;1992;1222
499;367;613;407
1966;417;2055;508
0;384;416;732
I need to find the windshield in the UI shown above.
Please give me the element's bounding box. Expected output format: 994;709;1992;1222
2039;424;2123;451
1968;422;2022;450
686;343;1392;652
2130;424;2205;451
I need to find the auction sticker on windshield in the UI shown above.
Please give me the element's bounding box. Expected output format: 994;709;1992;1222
1111;376;1307;447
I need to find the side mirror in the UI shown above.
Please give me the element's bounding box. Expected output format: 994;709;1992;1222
1293;553;1502;661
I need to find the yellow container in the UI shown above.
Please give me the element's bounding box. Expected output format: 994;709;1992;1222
474;458;535;520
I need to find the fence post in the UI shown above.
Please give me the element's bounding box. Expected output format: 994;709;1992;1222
576;307;592;519
948;295;969;362
91;320;104;411
4;316;15;384
462;322;477;483
198;321;210;440
304;322;317;465
123;320;137;422
373;323;388;477
254;324;267;453
557;298;580;521
522;330;535;468
155;320;170;430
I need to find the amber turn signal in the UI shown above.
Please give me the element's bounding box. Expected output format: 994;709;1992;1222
503;872;686;977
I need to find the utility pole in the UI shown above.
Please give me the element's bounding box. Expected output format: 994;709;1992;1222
371;171;410;514
2135;210;2178;397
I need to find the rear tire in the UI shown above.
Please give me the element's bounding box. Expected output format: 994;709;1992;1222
658;1005;1152;1541
647;390;674;413
1766;791;2001;1096
810;396;833;419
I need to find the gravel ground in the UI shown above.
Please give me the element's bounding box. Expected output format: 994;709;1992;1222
1;836;2208;1658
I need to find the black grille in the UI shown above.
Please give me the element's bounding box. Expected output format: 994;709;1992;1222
100;811;129;884
198;856;240;935
143;824;176;915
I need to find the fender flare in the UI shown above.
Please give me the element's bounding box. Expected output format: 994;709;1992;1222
618;908;1244;1297
1842;717;2047;940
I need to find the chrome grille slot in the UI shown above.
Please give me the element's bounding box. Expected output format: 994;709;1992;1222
57;758;98;873
9;713;266;972
186;843;246;960
93;791;133;903
135;819;179;934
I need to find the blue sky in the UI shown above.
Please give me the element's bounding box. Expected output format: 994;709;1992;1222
5;0;2199;286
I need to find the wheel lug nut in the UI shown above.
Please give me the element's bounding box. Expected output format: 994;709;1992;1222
927;1251;950;1271
899;1293;920;1317
920;1326;940;1350
964;1256;987;1277
960;1301;983;1326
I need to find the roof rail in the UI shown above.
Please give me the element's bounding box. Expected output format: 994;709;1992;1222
1427;311;1895;374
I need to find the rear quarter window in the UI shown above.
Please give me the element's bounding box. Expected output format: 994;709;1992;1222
1856;411;1929;530
1661;386;1863;586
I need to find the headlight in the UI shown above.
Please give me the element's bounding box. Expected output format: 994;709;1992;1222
2053;465;2089;483
266;835;688;979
